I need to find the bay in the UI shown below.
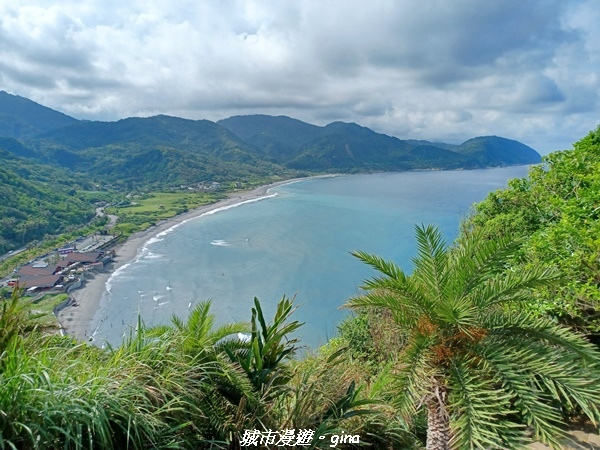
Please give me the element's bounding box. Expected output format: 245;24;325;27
92;166;530;348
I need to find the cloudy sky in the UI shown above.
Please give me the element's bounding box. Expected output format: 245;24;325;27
1;1;599;154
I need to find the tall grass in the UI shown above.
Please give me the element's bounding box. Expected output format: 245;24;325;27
0;295;392;449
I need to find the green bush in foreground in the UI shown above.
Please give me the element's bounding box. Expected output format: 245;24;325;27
463;125;600;336
346;225;600;450
0;295;380;449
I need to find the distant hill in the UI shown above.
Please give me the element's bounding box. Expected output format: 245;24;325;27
217;115;323;163
286;121;415;171
454;136;542;166
0;91;78;140
30;115;283;188
0;93;542;187
219;114;541;171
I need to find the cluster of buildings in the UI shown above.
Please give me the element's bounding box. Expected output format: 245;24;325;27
8;250;113;293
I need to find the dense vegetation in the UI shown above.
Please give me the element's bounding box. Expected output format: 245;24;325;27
4;90;599;448
345;225;600;449
462;126;600;339
0;292;414;449
0;147;95;253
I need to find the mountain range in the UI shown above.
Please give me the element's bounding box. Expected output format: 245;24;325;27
1;91;540;183
0;90;541;251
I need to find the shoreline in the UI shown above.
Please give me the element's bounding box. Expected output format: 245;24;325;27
57;177;319;342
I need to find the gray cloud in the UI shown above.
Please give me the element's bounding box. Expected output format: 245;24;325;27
0;0;598;154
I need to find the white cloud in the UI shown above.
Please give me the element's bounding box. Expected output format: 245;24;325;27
0;0;598;154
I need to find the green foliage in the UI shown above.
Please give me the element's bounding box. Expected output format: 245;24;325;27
226;296;302;392
338;309;406;366
0;292;386;449
463;125;600;335
0;148;95;252
346;224;600;449
0;288;30;358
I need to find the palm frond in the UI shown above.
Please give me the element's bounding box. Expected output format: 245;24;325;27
351;250;408;281
411;224;449;303
469;265;562;309
346;251;435;323
451;228;523;290
486;310;600;362
392;332;438;423
473;339;566;448
433;295;478;331
448;355;526;450
345;290;426;329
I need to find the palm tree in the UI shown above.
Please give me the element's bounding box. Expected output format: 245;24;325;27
345;225;600;450
157;300;249;359
145;302;258;442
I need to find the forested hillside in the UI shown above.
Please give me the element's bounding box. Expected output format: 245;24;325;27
0;91;77;140
30;115;286;188
219;114;542;171
463;125;600;339
0;147;95;252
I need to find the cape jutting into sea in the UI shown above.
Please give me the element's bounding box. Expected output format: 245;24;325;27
92;166;530;348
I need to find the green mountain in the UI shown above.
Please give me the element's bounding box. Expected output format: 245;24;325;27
0;90;78;140
455;135;542;166
0;147;94;252
217;115;323;163
219;115;540;171
288;121;478;171
30;115;283;188
0;94;542;187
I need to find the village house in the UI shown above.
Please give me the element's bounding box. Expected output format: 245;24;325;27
13;251;112;293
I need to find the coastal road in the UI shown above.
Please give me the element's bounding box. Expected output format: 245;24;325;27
95;206;118;229
0;247;26;263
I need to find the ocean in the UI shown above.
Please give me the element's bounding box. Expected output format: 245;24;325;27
92;166;530;348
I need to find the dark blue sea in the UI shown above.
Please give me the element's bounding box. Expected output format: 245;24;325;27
92;166;530;348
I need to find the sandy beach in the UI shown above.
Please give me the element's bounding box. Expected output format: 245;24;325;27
57;178;307;341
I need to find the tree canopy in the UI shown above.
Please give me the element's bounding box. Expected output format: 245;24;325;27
346;224;600;449
463;126;600;337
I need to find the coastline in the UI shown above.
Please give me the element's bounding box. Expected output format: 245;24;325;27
57;177;315;342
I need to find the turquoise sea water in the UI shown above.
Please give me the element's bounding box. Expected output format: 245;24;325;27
92;166;530;348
